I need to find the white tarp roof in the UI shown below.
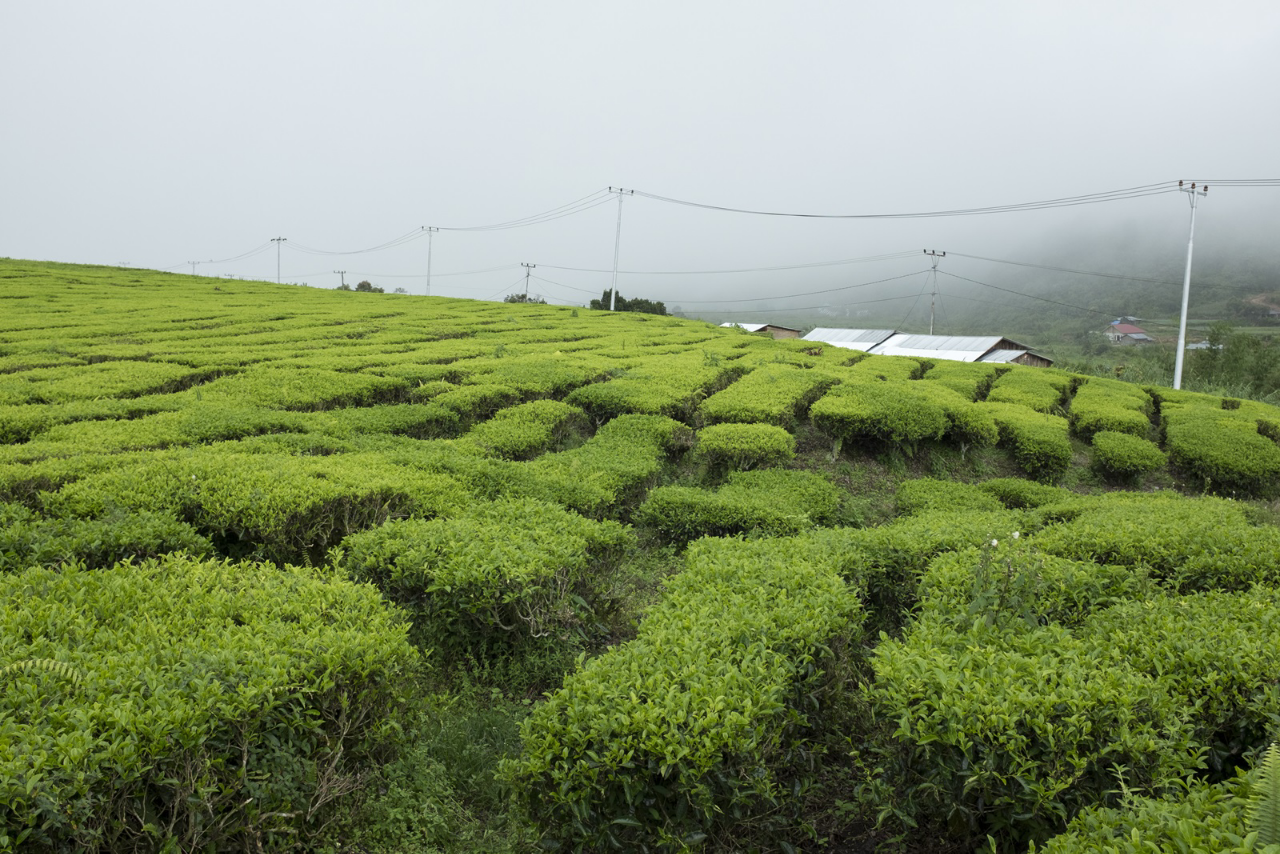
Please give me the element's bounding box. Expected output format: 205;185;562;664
872;334;1005;362
802;328;896;350
977;349;1029;364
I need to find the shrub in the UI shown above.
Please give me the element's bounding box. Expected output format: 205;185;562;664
895;478;1005;516
1165;412;1280;498
455;399;587;460
910;381;1000;448
638;469;842;544
0;506;212;572
1069;377;1152;439
698;363;836;427
984;402;1073;481
503;535;861;852
0;556;417;852
335;497;632;662
869;615;1200;848
1091;430;1166;479
977;477;1075;509
810;381;948;453
986;367;1073;413
693;422;796;471
1030;493;1280;593
920;361;1001;400
842;354;926;381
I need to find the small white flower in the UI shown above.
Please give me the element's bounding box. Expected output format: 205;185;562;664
1011;531;1021;540
990;539;999;547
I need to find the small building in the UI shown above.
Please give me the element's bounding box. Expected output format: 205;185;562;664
873;333;1053;367
1105;323;1152;345
801;328;1053;366
720;322;802;339
801;327;897;351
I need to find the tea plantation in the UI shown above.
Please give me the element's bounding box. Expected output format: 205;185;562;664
5;259;1280;853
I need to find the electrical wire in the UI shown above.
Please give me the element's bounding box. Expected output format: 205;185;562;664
528;273;600;296
631;181;1183;220
537;250;920;276
937;270;1114;317
483;275;533;302
712;292;923;315
668;269;931;304
342;264;520;279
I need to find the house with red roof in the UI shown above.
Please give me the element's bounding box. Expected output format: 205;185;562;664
1105;322;1152;345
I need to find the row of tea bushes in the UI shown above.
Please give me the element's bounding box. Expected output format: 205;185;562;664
504;535;862;852
1090;430;1166;479
453;399;587;460
638;469;844;544
333;497;633;660
0;359;210;406
986;366;1076;413
564;351;747;422
919;360;1002;400
698;362;836;427
692;422;796;472
1156;389;1280;498
0;502;211;572
1069;376;1153;439
985;402;1074;481
0;555;417;852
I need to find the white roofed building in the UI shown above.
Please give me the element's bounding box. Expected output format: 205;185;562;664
802;328;1052;367
801;328;896;351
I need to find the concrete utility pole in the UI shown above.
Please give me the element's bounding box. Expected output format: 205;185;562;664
522;262;536;299
271;237;286;284
334;270;347;288
608;187;634;310
424;227;438;296
1173;181;1208;390
924;250;946;335
189;261;199;276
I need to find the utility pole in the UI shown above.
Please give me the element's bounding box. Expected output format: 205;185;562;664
189;261;199;277
1173;181;1208;390
609;187;634;310
521;263;536;299
334;270;347;288
424;226;438;296
271;237;286;284
924;250;945;335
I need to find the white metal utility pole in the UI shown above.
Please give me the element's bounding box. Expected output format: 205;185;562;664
424;227;438;296
521;262;536;299
271;237;286;284
609;187;633;310
924;250;946;335
1173;181;1209;390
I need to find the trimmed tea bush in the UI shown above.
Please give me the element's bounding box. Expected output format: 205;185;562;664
894;478;1004;516
638;469;842;544
0;506;212;572
920;361;1001;400
504;535;861;852
455;398;587;460
334;497;632;658
1069;377;1152;439
0;556;417;852
977;477;1074;509
1165;411;1280;498
698;363;836;427
986;366;1073;413
810;381;948;453
693;422;796;471
1091;429;1165;479
984;402;1073;481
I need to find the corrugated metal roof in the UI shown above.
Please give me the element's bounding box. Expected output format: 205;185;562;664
802;328;896;350
871;334;1005;362
1111;323;1146;334
977;349;1029;364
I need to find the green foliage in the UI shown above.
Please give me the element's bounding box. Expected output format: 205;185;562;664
921;360;1001;400
698;362;836;427
1164;399;1280;498
1069;376;1153;439
842;354;926;381
895;478;1005;516
455;398;586;460
503;535;861;852
564;352;744;422
810;380;949;453
0;505;212;572
0;556;418;853
1091;429;1166;479
986;366;1074;412
977;477;1075;509
1031;773;1275;854
639;468;842;544
335;497;632;667
984;401;1074;481
1252;743;1280;846
1031;492;1280;592
693;421;796;471
588;288;667;315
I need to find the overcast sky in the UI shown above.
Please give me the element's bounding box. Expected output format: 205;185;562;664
3;1;1278;310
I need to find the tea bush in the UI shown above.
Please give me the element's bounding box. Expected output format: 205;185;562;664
894;478;1006;516
693;421;796;471
1091;429;1166;479
455;399;587;460
0;556;417;852
698;362;836;427
810;380;948;453
977;477;1075;509
0;505;212;572
986;366;1074;413
920;360;1001;400
984;402;1073;481
1068;377;1153;439
334;497;632;660
504;535;861;852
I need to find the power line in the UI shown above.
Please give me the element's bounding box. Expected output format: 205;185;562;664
937;269;1114;317
537;250;920;275
712;292;924;315
630;181;1184;220
667;268;930;304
